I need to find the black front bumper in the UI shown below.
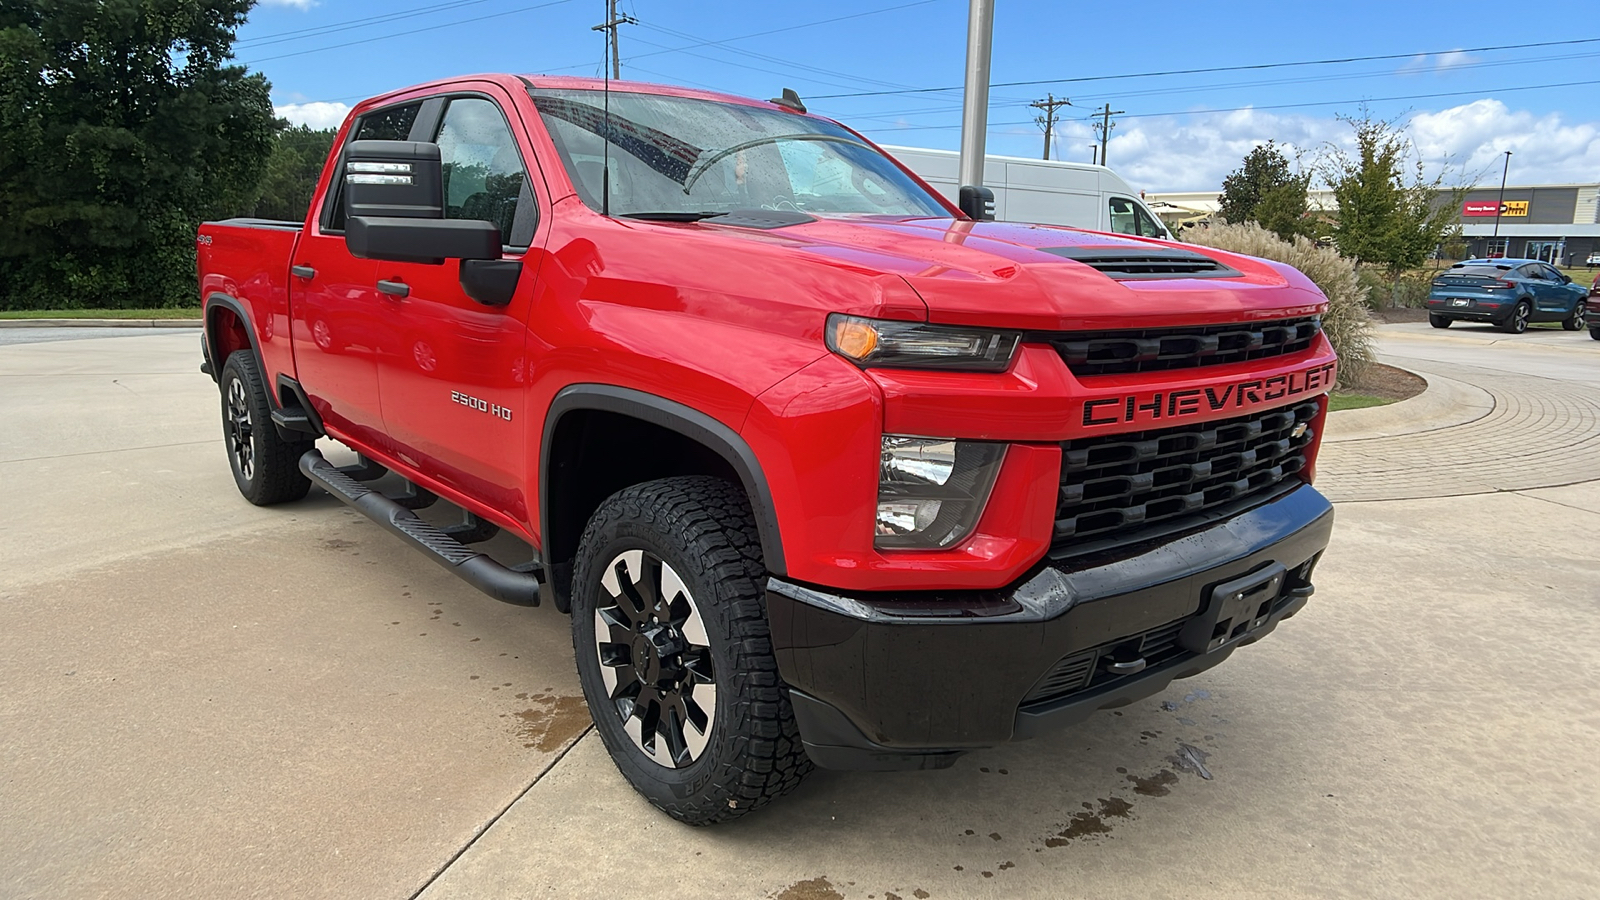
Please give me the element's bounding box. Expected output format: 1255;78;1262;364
767;483;1334;771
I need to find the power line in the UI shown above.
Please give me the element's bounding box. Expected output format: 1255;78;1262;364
538;0;945;73
237;0;504;47
240;0;579;66
851;76;1600;134
807;35;1600;99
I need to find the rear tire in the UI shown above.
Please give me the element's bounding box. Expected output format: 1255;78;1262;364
219;350;313;505
1428;314;1452;329
1501;301;1530;334
570;476;811;825
1562;305;1586;331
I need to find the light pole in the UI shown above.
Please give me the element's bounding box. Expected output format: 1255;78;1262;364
1492;150;1512;255
957;0;994;191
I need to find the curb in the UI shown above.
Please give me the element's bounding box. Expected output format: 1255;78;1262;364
0;318;201;329
1324;364;1493;442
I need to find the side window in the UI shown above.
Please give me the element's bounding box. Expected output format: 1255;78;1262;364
1108;197;1139;235
321;101;425;232
436;97;534;247
1133;204;1166;239
355;104;421;142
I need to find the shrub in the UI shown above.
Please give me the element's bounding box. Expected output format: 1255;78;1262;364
1184;221;1374;387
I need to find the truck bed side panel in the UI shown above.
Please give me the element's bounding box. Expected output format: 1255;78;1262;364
198;219;301;388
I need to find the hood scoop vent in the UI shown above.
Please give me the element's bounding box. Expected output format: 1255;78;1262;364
1040;246;1240;280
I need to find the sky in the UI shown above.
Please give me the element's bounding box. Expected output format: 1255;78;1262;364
243;0;1600;194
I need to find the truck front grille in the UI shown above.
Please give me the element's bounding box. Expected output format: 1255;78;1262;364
1043;317;1320;377
1055;400;1319;547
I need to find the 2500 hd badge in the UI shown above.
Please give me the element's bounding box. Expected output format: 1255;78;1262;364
1081;361;1337;427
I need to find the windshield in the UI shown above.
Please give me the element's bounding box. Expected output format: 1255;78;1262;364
528;88;950;219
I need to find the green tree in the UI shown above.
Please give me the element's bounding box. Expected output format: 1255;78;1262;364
1217;141;1313;242
251;121;338;222
0;0;273;310
1321;113;1458;287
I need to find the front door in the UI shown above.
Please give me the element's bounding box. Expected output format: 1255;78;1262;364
290;100;429;447
372;91;544;522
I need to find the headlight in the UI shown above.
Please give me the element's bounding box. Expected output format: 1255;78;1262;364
826;313;1021;372
875;436;1006;549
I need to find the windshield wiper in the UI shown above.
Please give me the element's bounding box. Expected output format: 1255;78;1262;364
617;211;727;222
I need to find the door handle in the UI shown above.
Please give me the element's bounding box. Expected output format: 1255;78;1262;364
291;265;315;279
377;280;410;298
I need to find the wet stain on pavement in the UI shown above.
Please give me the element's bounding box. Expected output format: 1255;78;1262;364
773;877;844;900
1127;769;1180;797
511;692;590;751
1045;797;1134;846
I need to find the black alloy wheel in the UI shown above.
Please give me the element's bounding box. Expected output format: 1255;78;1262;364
1502;301;1531;334
1563;304;1586;331
570;476;811;825
1429;313;1452;329
592;549;719;767
218;350;313;505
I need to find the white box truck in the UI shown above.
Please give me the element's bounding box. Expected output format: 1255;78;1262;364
883;145;1169;239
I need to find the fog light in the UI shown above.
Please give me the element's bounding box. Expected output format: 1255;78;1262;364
876;499;944;536
875;436;1005;550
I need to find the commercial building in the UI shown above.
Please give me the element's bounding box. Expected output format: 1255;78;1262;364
1145;183;1600;265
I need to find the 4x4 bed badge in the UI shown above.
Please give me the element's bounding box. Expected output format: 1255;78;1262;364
1080;361;1336;428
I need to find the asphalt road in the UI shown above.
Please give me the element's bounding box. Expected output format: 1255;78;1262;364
2;326;1597;900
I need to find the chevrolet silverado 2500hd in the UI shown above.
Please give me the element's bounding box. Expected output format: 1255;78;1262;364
197;75;1337;825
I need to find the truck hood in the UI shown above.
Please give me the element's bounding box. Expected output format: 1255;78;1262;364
693;215;1328;331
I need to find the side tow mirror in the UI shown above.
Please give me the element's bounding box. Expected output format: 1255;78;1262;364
344;140;444;220
959;185;995;221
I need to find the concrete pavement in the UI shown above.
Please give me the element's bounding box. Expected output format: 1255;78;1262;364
3;326;1598;899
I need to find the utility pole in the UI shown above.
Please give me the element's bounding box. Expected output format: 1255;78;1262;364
1030;93;1071;160
1492;149;1512;253
1094;102;1125;167
957;0;994;190
1089;145;1098;165
591;0;636;80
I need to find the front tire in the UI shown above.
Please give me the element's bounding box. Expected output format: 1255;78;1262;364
1501;301;1531;334
1429;313;1452;329
218;350;313;505
570;476;812;825
1563;305;1586;331
1590;326;1600;342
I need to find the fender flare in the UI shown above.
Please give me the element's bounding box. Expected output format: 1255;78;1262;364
203;292;264;382
540;384;787;577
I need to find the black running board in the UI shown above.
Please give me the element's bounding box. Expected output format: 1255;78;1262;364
300;450;541;606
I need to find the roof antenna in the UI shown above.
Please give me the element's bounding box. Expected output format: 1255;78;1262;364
770;88;806;113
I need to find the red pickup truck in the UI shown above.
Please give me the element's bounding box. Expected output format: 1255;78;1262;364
198;74;1337;825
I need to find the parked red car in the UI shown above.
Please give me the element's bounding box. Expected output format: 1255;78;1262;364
197;75;1337;824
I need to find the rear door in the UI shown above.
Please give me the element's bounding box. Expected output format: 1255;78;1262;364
290;100;431;445
370;88;545;518
1523;264;1563;317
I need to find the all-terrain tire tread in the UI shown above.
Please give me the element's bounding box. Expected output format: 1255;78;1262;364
220;351;313;506
571;475;813;825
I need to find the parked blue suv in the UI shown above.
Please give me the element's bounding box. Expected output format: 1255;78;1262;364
1426;259;1588;333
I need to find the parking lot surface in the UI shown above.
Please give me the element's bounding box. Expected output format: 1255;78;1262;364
3;327;1597;899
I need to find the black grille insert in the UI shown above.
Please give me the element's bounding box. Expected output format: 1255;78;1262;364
1056;400;1319;546
1042;317;1321;377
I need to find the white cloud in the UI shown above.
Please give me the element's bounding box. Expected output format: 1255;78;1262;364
259;0;317;8
1099;100;1600;192
274;101;351;130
